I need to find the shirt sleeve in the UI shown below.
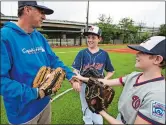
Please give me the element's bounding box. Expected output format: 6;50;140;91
72;50;83;71
104;52;114;72
138;91;165;124
119;72;139;86
119;75;129;86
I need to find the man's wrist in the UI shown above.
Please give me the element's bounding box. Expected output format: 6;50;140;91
38;89;45;99
69;78;73;84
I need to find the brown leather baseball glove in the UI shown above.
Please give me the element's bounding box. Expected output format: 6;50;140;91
33;66;66;97
85;77;115;114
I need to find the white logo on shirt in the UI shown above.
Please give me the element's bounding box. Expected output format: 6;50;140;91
22;46;45;54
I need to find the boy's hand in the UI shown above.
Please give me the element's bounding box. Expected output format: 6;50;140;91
69;76;81;92
73;72;86;81
98;79;107;85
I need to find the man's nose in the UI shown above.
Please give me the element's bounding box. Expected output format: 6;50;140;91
42;14;46;20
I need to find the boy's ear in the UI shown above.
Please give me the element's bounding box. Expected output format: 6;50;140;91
154;55;164;64
99;37;103;42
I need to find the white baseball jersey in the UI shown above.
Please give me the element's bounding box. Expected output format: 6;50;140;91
117;72;165;124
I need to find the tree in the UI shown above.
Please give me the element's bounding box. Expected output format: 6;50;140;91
139;31;151;42
98;14;106;23
137;21;146;43
97;14;116;44
110;25;122;44
119;17;139;43
158;24;166;36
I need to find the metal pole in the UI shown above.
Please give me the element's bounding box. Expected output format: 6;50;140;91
84;0;89;45
86;0;89;32
152;22;155;36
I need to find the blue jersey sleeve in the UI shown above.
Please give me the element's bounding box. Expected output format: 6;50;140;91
43;37;74;80
105;52;114;72
72;50;83;71
0;39;38;111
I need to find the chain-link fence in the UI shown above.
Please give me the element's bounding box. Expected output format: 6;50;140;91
48;38;87;47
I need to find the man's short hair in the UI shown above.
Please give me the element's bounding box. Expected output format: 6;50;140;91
18;7;24;17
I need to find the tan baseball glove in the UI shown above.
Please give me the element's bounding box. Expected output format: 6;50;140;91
33;66;66;97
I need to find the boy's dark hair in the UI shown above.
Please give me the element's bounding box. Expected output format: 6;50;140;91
18;7;24;17
160;59;166;69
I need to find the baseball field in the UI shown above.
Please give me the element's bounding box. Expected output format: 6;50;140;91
0;44;148;124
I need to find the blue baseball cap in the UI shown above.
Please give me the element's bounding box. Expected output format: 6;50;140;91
18;1;54;15
128;36;166;60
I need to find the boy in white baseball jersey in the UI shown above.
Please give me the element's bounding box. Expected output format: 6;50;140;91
74;36;166;124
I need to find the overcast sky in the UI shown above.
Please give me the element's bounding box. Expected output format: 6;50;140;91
1;1;165;27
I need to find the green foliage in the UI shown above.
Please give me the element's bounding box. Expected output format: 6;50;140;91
158;24;166;36
119;17;139;43
96;15;146;44
97;14;122;44
140;31;151;42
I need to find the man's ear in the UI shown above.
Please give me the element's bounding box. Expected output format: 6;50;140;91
24;6;31;15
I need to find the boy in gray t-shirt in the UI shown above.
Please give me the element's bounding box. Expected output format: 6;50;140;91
74;36;166;124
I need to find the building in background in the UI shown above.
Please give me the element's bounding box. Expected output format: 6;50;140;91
1;12;5;16
0;15;91;46
141;26;159;35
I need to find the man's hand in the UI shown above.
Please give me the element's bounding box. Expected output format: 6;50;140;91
33;66;66;99
38;89;45;99
69;77;81;92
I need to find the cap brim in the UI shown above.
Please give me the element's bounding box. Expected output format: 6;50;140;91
83;32;100;37
128;45;154;54
34;5;54;15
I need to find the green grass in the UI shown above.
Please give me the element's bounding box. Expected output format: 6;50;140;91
1;45;137;124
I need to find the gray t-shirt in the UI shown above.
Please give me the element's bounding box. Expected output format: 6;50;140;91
118;72;165;124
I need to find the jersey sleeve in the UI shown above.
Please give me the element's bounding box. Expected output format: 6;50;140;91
138;91;165;124
119;72;139;86
72;50;83;71
119;74;130;86
104;52;114;72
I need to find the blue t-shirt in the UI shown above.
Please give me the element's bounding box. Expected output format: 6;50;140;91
72;48;114;76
